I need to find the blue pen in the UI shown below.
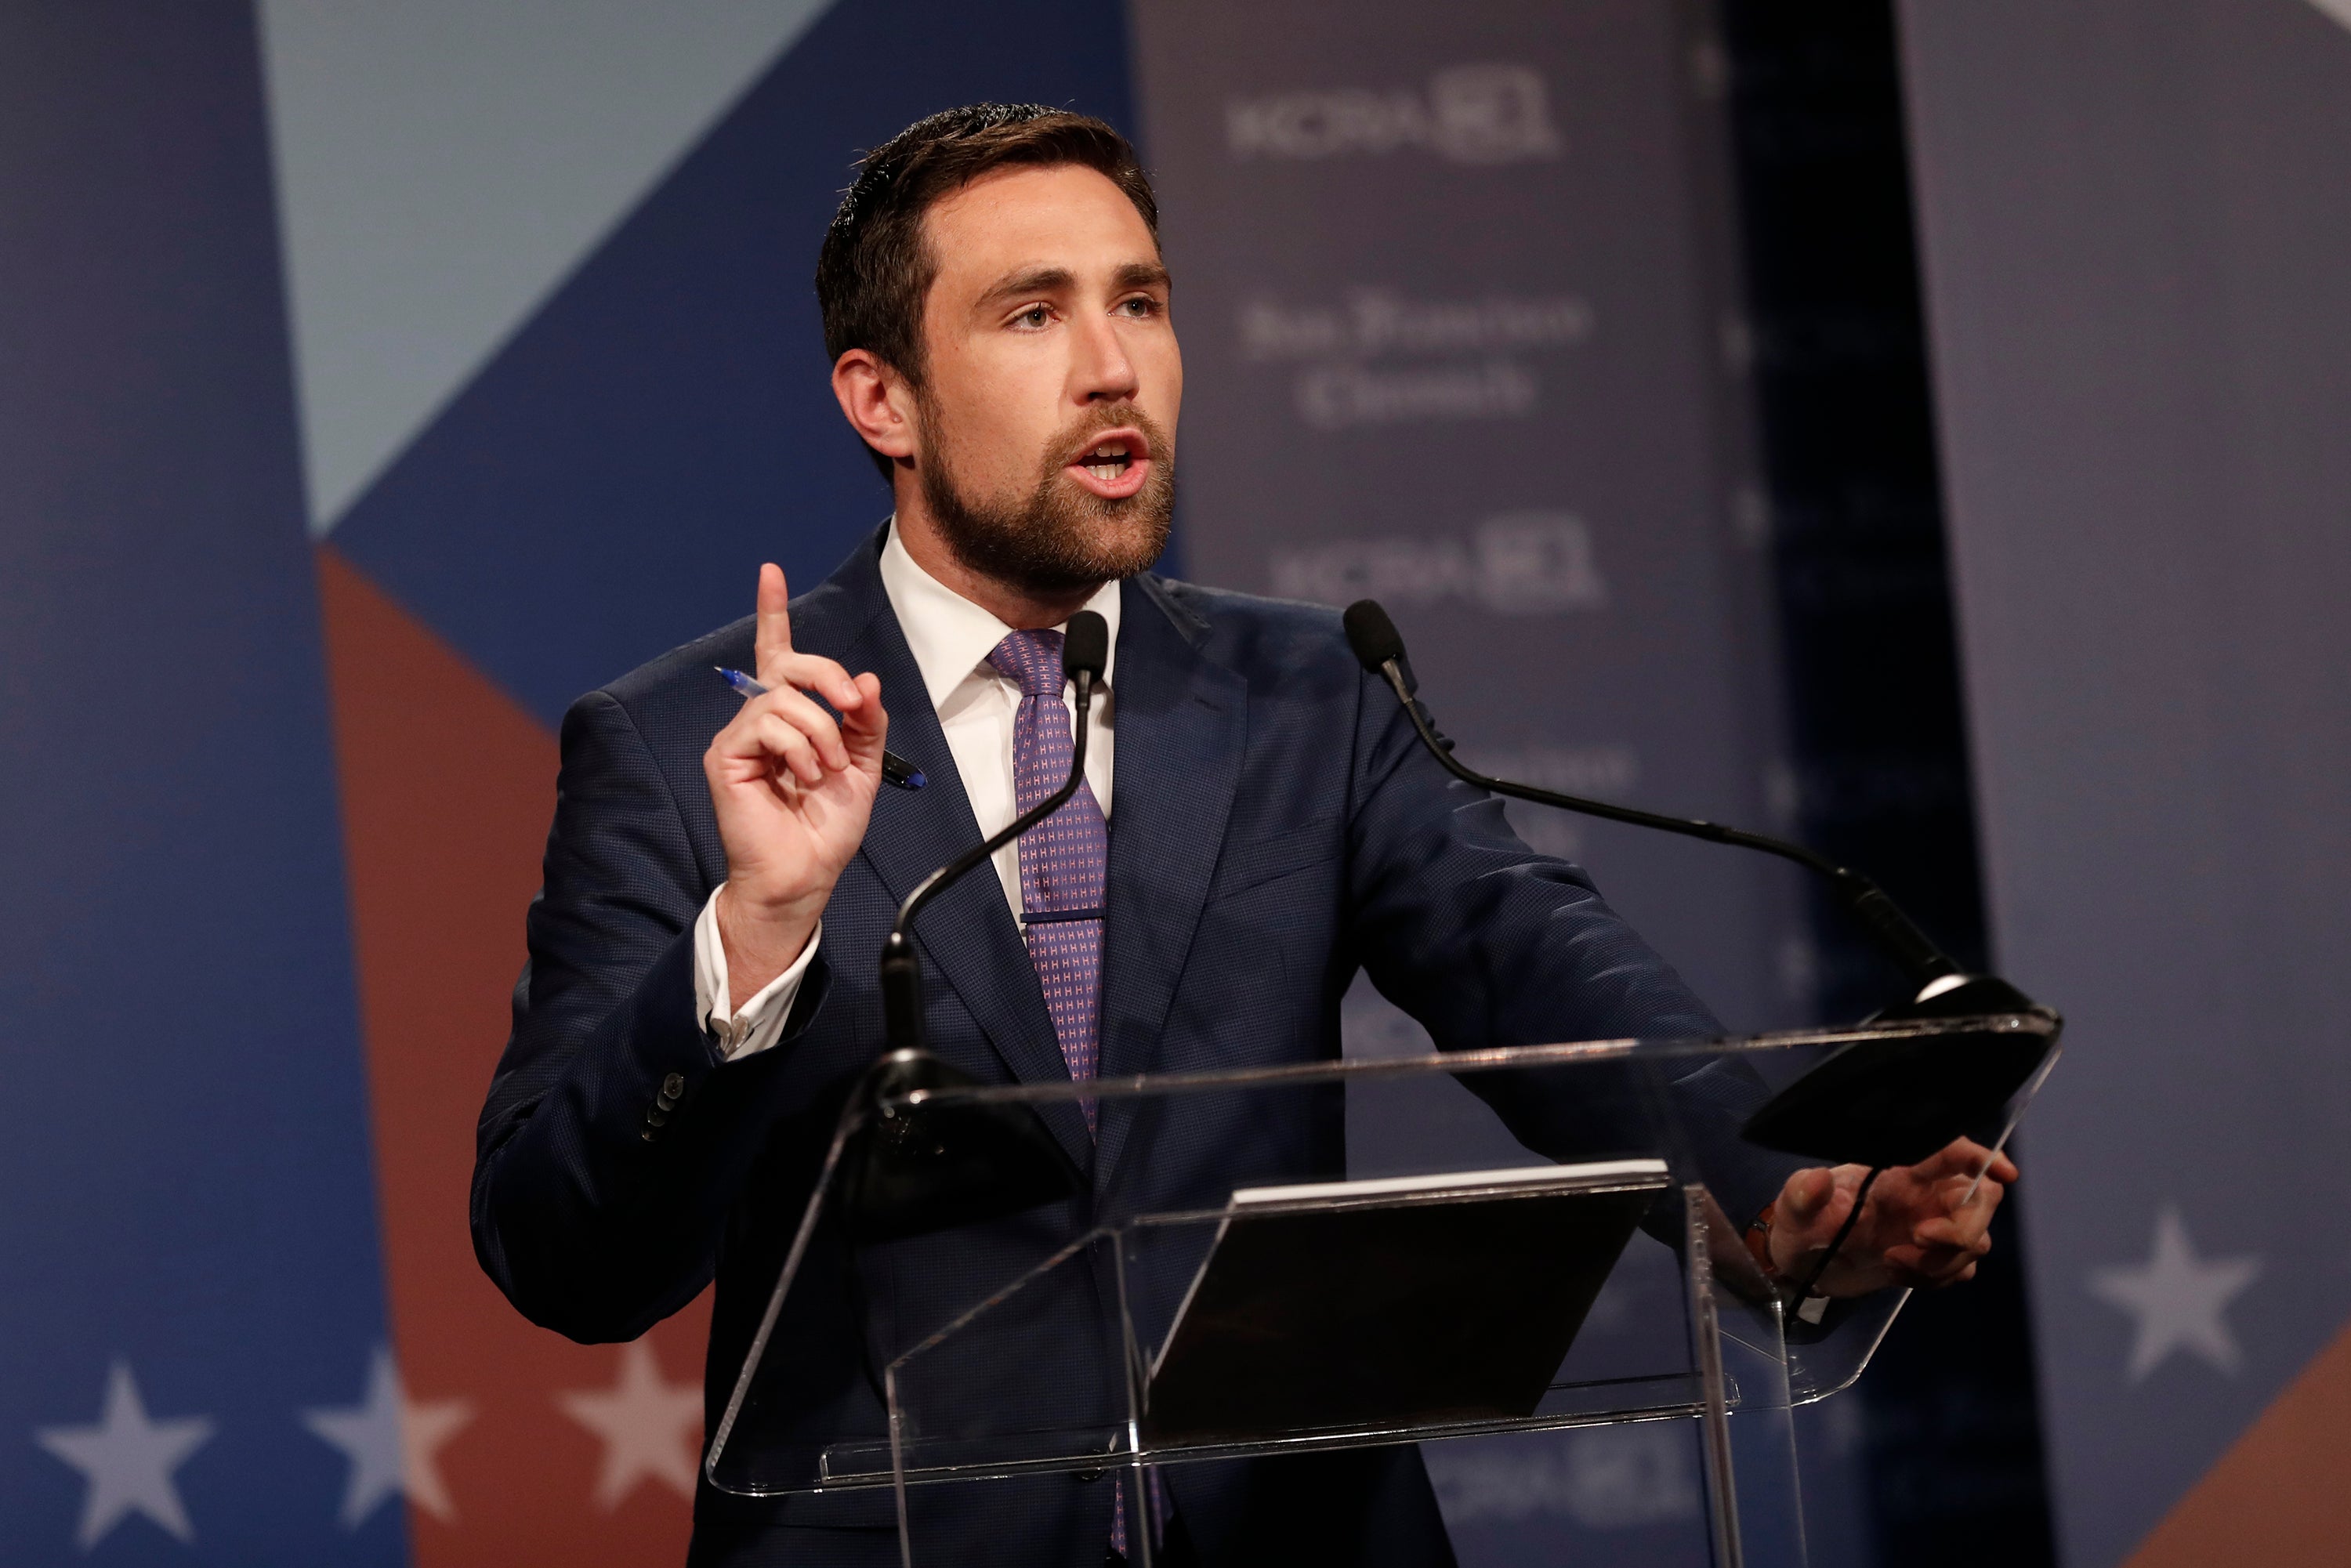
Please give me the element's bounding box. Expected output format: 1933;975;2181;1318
715;667;926;790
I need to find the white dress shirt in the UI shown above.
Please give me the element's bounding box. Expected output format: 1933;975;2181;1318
694;521;1120;1058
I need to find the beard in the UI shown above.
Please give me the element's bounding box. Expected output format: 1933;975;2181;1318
918;401;1175;597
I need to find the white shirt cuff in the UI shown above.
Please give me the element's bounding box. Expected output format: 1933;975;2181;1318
694;886;820;1061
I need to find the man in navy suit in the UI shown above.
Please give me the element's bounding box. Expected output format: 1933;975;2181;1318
472;105;2015;1566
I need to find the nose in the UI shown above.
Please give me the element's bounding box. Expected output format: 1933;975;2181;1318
1070;308;1139;405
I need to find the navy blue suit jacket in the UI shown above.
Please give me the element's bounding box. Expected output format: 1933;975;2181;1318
472;527;1781;1566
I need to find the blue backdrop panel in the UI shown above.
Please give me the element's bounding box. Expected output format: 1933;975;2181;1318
330;0;1138;729
0;3;399;1563
1900;0;2351;1561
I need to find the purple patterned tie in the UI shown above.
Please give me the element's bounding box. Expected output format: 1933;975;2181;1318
987;632;1153;1558
987;630;1107;1126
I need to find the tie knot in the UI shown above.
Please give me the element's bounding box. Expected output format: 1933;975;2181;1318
987;628;1067;698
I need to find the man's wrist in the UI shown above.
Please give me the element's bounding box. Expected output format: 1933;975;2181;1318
715;882;822;1009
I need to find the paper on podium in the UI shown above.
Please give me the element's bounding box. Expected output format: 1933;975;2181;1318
1142;1160;1670;1447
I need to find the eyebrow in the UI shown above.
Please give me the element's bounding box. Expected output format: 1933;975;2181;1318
1114;260;1172;293
976;265;1076;310
975;259;1172;310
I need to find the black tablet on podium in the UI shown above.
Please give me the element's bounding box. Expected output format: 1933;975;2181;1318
1143;1160;1671;1447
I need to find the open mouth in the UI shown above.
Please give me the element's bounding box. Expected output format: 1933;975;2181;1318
1078;440;1135;480
1064;427;1152;498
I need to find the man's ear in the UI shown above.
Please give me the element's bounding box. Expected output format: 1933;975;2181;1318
831;349;918;464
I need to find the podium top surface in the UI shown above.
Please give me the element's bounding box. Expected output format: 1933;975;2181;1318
877;1012;2057;1117
701;1010;2061;1501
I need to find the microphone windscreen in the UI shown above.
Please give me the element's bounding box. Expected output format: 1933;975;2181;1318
1342;600;1406;672
1062;610;1110;679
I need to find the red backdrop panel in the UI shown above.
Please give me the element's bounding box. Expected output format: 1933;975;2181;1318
318;545;711;1565
2125;1321;2351;1568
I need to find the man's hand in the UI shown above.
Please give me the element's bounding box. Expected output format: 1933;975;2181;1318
1766;1138;2019;1298
704;563;889;1009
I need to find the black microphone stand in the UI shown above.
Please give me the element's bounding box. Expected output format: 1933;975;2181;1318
1341;599;2038;1019
1342;599;2058;1305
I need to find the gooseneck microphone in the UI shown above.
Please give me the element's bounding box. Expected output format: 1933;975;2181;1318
880;610;1110;1053
1342;599;2037;1019
1344;599;2059;1308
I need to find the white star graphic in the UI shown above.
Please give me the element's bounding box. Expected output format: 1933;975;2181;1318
556;1338;705;1508
36;1360;215;1550
2088;1205;2263;1382
2307;1;2351;38
302;1345;476;1526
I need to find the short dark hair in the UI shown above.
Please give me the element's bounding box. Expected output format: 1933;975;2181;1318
816;104;1160;478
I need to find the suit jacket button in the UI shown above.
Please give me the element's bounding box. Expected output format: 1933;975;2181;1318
640;1128;657;1143
647;1108;669;1128
662;1072;686;1099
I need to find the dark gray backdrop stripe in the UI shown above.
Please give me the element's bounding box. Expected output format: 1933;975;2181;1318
1129;3;1848;1561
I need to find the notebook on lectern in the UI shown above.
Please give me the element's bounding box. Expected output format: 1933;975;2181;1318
1142;1159;1670;1447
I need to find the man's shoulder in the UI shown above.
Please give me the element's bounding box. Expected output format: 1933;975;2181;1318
589;541;884;727
544;616;757;780
573;615;752;736
574;563;1359;736
1136;574;1356;685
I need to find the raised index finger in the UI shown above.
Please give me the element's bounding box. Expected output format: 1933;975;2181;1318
754;563;793;688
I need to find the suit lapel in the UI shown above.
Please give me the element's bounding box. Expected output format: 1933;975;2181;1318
813;534;1094;1172
1094;575;1248;1186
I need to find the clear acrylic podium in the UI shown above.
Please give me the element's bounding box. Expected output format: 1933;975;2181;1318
704;1013;2059;1566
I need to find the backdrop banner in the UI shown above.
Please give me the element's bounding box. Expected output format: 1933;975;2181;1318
0;1;1903;1562
0;5;397;1560
1132;2;1838;1560
1900;2;2351;1563
0;2;1135;1563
